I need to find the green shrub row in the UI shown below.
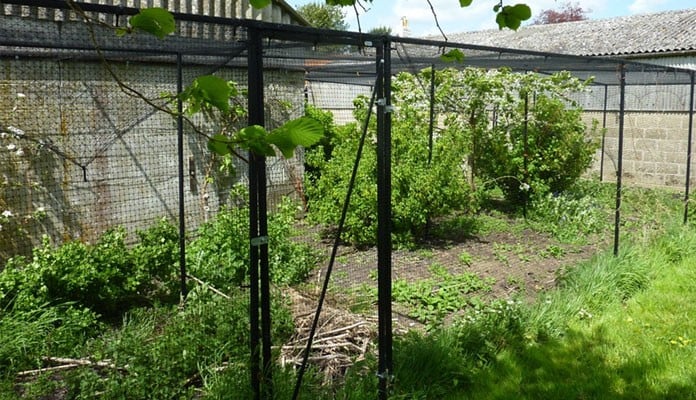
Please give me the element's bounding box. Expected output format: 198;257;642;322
305;67;600;247
0;189;317;318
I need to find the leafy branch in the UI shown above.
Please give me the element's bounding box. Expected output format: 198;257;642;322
68;1;323;161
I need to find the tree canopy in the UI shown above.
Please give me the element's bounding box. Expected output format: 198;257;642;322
297;2;349;30
532;1;588;25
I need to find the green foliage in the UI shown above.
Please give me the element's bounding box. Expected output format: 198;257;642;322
180;75;237;115
471;70;599;203
208;117;324;159
391;264;494;330
297;2;349;30
250;0;272;8
530;190;608;242
392;331;471;397
18;288;294;399
188;186;318;291
440;48;465;63
126;8;176;38
495;3;532;30
306;71;473;246
0;304;100;375
131;218;181;300
0;229;156;316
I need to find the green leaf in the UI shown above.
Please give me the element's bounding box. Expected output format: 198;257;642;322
506;16;522;30
238;125;275;156
495;12;508;30
207;134;232;156
459;0;474;6
267;117;324;158
440;49;465;63
129;8;175;39
509;4;532;21
493;4;501;12
193;75;232;113
496;7;522;30
249;0;272;8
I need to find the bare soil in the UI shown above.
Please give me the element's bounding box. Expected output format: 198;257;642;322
300;214;608;332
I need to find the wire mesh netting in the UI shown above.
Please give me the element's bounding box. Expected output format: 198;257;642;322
1;0;695;398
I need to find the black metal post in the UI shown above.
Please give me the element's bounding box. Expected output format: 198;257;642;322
176;52;188;299
614;64;626;256
291;74;382;400
600;84;608;182
247;27;267;400
684;72;695;224
376;38;393;400
428;64;435;165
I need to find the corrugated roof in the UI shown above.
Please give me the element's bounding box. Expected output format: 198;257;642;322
441;8;696;57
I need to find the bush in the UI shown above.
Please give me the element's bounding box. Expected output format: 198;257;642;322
306;71;473;247
474;73;600;204
131;218;181;301
188;185;318;291
0;229;153;316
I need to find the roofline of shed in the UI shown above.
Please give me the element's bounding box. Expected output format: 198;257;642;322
274;0;311;27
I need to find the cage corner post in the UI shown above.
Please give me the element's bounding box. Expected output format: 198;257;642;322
376;37;393;400
613;63;626;257
247;26;273;400
683;71;695;225
176;51;188;299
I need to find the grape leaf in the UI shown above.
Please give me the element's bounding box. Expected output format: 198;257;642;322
188;75;232;113
266;117;324;158
129;8;175;39
238;125;275;157
509;4;532;21
207;134;233;156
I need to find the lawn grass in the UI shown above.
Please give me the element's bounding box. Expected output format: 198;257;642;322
417;224;696;400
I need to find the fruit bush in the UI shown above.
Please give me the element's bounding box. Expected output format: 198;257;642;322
305;71;473;247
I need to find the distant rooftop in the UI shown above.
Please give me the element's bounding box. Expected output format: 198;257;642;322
440;8;696;58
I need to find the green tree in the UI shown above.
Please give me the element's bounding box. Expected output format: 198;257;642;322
368;25;392;35
533;1;588;25
297;2;349;30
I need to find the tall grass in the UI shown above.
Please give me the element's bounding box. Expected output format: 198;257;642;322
373;221;696;399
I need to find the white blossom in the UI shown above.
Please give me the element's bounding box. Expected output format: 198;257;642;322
37;206;45;213
6;143;16;151
0;132;7;139
16;93;26;98
15;148;24;156
2;210;13;218
7;126;25;137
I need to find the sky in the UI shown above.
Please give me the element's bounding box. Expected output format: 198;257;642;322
288;0;693;37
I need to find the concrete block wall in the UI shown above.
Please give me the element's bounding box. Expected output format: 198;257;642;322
585;111;695;189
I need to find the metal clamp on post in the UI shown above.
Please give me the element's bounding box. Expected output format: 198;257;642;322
376;98;394;113
250;236;269;246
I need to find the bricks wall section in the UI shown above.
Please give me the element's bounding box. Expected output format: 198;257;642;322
585;111;695;189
